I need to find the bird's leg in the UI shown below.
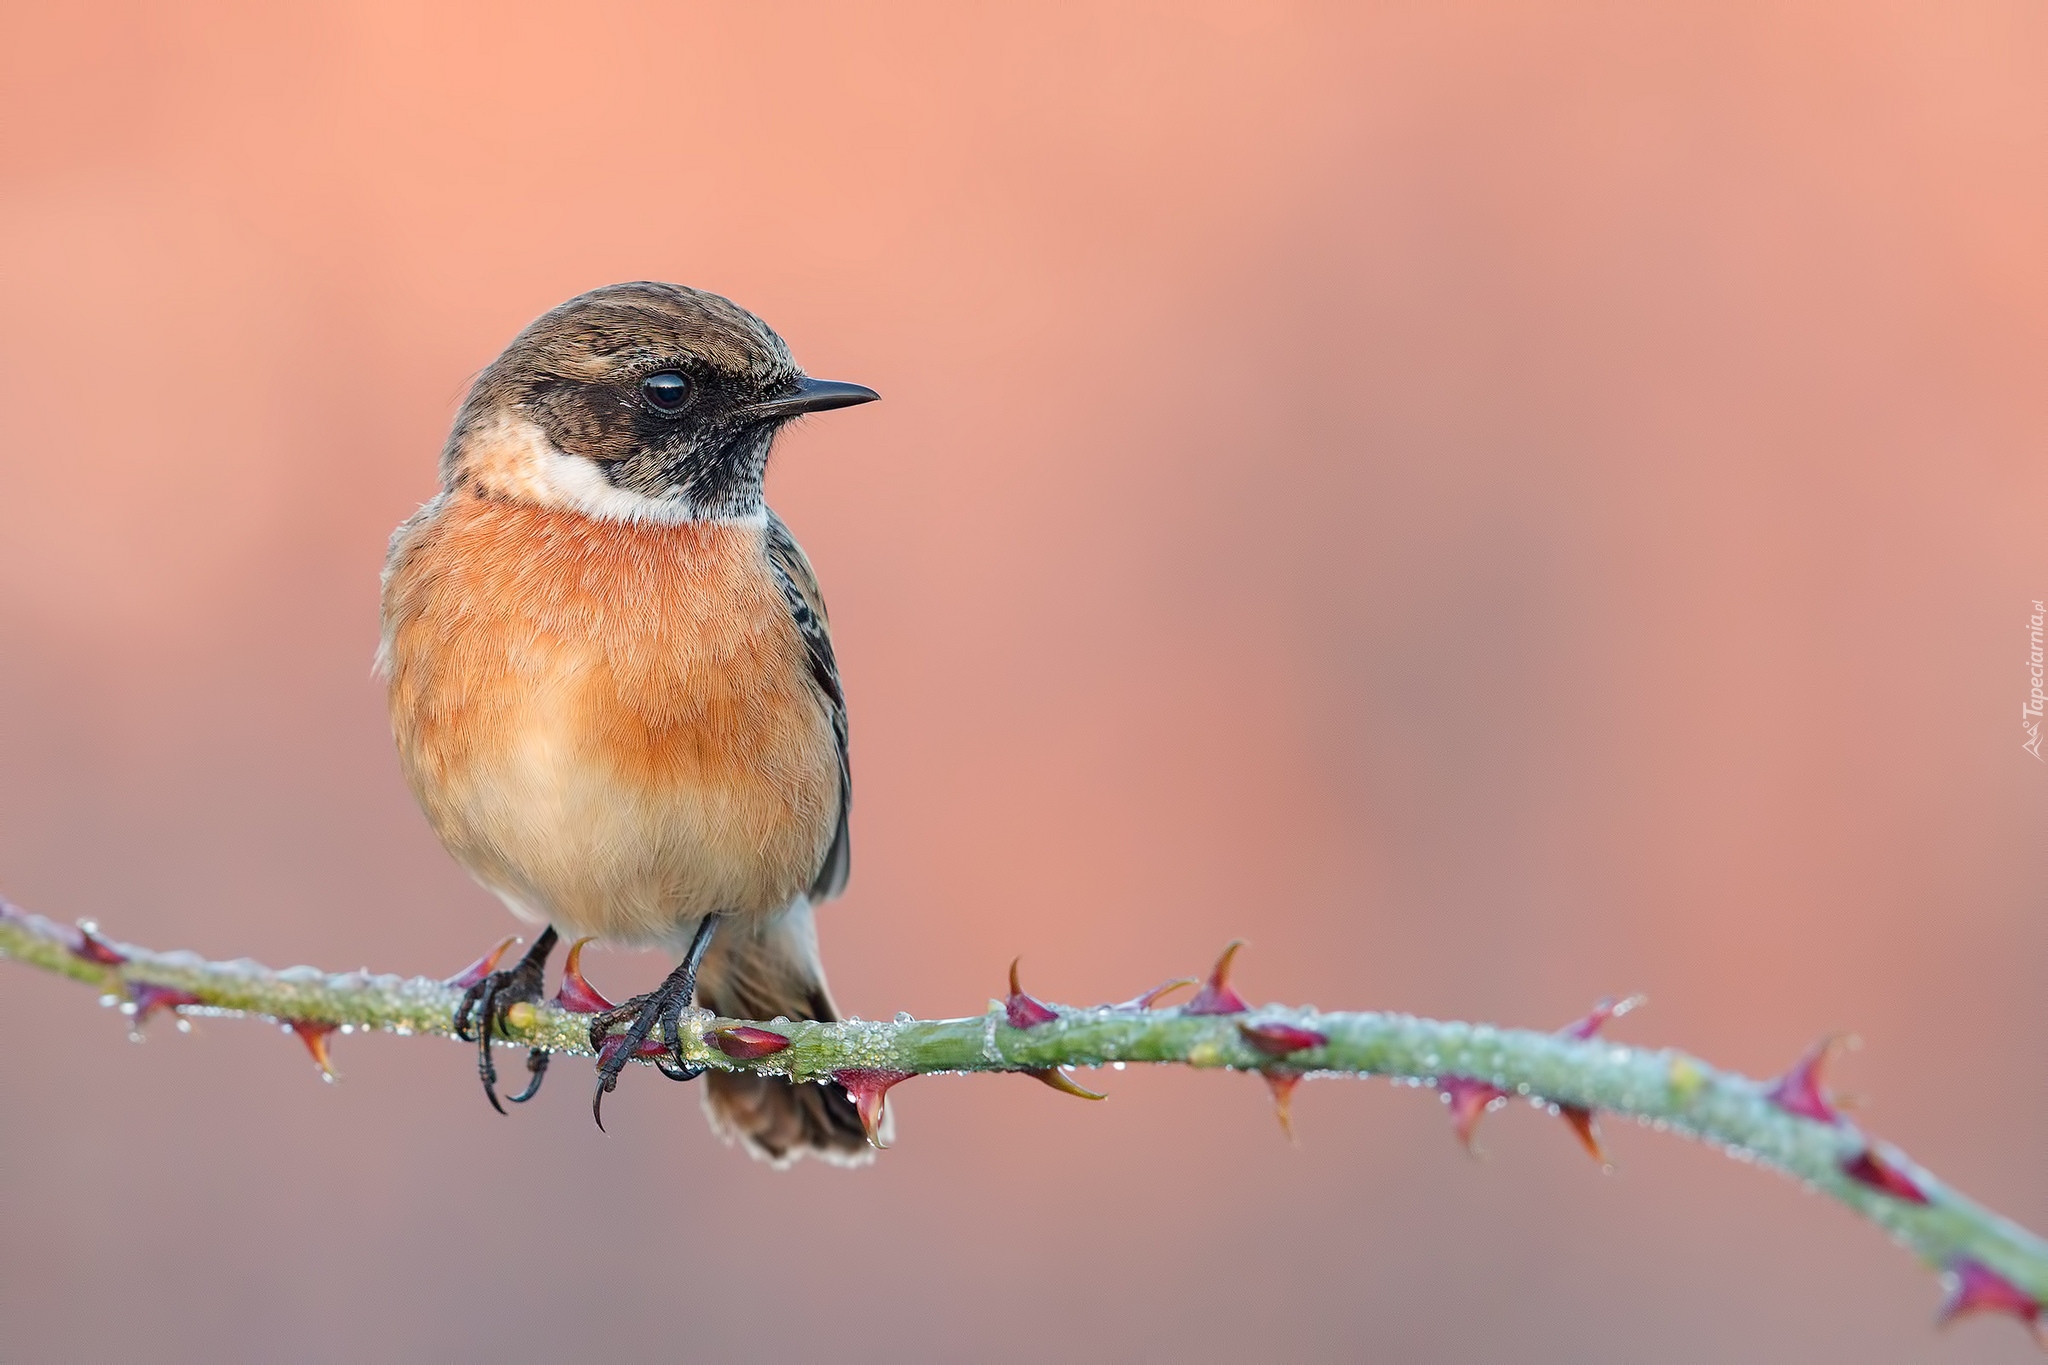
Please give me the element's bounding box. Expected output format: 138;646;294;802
588;915;720;1130
452;925;559;1114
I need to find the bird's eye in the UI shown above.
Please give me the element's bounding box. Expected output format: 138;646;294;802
642;371;692;412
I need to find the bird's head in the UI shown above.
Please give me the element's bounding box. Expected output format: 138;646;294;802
443;281;877;523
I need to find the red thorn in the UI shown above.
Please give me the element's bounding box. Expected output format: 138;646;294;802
1938;1259;2044;1342
552;937;614;1013
595;1031;672;1071
708;1026;791;1060
1764;1036;1846;1125
1558;1104;1609;1165
1841;1144;1930;1204
1239;1020;1328;1058
1184;940;1250;1016
1004;958;1058;1029
1439;1076;1508;1153
1028;1067;1106;1100
1116;976;1198;1011
832;1068;911;1149
126;981;202;1028
70;922;127;967
1264;1071;1303;1142
444;935;518;991
1558;994;1644;1041
288;1020;340;1079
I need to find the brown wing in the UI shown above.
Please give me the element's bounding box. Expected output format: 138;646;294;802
765;509;850;901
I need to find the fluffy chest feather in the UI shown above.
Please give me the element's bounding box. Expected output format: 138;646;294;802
380;493;839;940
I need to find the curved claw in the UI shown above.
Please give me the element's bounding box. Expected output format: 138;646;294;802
453;979;486;1043
584;915;720;1130
506;1047;548;1104
456;927;559;1115
655;1057;705;1083
590;1000;668;1130
476;976;508;1115
587;1033;677;1126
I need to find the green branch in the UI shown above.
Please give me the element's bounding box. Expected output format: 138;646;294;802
2;897;2042;1345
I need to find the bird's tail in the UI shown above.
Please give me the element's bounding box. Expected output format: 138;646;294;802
693;900;880;1166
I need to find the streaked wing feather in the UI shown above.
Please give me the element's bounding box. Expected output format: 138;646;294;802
765;509;851;901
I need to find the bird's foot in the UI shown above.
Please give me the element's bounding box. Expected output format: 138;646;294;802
587;916;719;1130
452;925;558;1114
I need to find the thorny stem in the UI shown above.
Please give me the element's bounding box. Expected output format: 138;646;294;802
3;899;2045;1339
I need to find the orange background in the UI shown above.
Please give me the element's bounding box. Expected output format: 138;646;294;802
2;4;2045;1361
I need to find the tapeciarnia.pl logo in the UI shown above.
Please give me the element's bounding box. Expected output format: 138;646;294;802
2026;600;2045;760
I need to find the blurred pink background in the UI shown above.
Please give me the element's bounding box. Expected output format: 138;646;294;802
2;3;2045;1360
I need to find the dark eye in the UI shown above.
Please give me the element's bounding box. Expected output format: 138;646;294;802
642;371;691;412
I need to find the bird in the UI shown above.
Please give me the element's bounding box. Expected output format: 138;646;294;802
378;281;879;1164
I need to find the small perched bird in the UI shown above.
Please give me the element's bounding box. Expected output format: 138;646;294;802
379;281;879;1164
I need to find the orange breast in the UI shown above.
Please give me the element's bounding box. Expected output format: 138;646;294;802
381;493;839;942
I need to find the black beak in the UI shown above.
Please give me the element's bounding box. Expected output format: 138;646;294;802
746;377;880;421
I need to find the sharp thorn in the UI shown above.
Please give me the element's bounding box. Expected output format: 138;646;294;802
1028;1066;1106;1100
709;1026;792;1060
444;935;518;991
1557;994;1645;1041
287;1020;339;1080
71;922;127;967
1264;1071;1303;1143
832;1068;911;1149
1004;957;1059;1028
1184;940;1250;1016
1239;1020;1329;1058
552;936;614;1013
1558;1104;1610;1167
1938;1258;2044;1342
1764;1034;1848;1125
1438;1076;1508;1154
1126;977;1198;1010
1842;1143;1930;1203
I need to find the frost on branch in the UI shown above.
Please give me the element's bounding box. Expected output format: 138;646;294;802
1;897;2045;1348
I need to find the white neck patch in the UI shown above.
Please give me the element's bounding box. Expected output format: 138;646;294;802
456;413;765;527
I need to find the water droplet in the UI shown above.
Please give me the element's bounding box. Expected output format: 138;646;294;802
176;1019;192;1033
894;1011;914;1024
1112;1062;1126;1071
